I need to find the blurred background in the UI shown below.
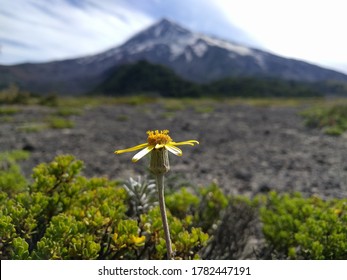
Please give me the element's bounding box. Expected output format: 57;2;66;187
1;0;347;74
1;0;347;198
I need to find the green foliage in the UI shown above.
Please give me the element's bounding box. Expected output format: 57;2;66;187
301;104;347;135
261;192;347;259
95;60;202;97
165;185;259;259
140;207;208;259
0;155;211;260
47;117;75;129
4;152;347;260
0;105;18;123
197;183;229;232
165;187;200;219
11;237;30;259
0;84;57;106
0;150;30;195
121;177;236;258
93;61;325;98
165;184;228;233
0;85;32;105
0;106;19;115
33;214;101;259
114;95;158;106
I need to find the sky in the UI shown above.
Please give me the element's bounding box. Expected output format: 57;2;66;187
1;0;346;74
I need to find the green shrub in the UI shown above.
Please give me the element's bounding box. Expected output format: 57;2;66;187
6;153;347;260
165;187;200;219
196;183;229;232
33;214;101;259
0;155;210;260
140;206;208;260
165;183;229;233
0;150;30;195
261;192;347;259
164;184;258;259
0;85;59;106
0;85;32;105
301;104;347;135
0;107;19;115
202;196;259;259
47;117;74;129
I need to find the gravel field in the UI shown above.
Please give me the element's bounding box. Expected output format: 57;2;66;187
2;101;347;199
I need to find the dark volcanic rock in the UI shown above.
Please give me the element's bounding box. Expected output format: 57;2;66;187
2;102;347;199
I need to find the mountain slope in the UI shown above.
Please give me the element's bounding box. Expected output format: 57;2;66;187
1;18;347;95
103;19;347;83
95;60;201;97
96;60;323;97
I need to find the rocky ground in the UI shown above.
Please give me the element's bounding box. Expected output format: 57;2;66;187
2;100;347;199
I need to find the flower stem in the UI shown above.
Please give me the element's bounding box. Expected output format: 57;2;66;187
155;173;173;260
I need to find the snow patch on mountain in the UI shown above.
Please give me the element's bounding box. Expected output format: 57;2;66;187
254;53;267;69
192;41;208;57
121;32;255;62
201;35;253;56
78;19;256;65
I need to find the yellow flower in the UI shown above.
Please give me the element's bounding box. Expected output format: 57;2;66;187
131;235;146;246
114;130;199;162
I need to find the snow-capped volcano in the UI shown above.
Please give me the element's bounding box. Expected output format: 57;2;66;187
76;18;347;85
1;18;347;94
117;18;254;60
78;18;259;70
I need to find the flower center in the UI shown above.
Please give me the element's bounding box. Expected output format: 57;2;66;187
147;130;172;146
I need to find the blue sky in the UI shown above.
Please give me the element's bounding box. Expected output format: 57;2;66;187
1;0;347;74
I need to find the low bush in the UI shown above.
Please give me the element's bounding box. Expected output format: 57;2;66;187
0;107;19;115
260;191;347;259
47;117;75;129
301;104;347;135
3;153;346;260
0;85;57;106
0;150;30;196
0;155;211;260
0;85;32;105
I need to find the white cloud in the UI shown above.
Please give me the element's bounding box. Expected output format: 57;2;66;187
116;0;257;46
213;0;347;73
0;0;153;64
1;0;346;74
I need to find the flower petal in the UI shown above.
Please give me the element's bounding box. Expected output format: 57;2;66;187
114;143;148;154
155;144;165;149
170;140;199;146
132;146;154;162
165;144;182;156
